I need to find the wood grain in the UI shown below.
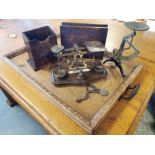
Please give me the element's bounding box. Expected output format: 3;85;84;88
3;46;143;133
0;56;154;134
0;19;154;134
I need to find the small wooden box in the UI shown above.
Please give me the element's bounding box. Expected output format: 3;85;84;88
22;26;57;71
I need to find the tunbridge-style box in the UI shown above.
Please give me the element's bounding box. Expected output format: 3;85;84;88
60;22;108;59
22;26;57;71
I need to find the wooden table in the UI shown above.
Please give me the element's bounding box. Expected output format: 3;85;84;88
0;19;155;134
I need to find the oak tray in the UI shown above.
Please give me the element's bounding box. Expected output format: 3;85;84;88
3;47;143;134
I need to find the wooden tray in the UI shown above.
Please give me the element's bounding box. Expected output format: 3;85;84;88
3;47;143;134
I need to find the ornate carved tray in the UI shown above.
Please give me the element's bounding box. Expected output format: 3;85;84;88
3;47;143;134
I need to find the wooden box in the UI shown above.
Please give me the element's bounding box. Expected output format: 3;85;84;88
3;47;142;134
22;26;57;70
60;22;108;49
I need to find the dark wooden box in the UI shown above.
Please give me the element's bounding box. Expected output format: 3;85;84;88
60;22;108;49
22;26;57;70
60;22;108;59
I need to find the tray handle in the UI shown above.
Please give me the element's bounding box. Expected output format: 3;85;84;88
119;84;140;101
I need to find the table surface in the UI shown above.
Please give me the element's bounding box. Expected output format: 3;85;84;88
0;19;155;134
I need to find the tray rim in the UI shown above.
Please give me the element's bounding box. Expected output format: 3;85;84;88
3;47;143;134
